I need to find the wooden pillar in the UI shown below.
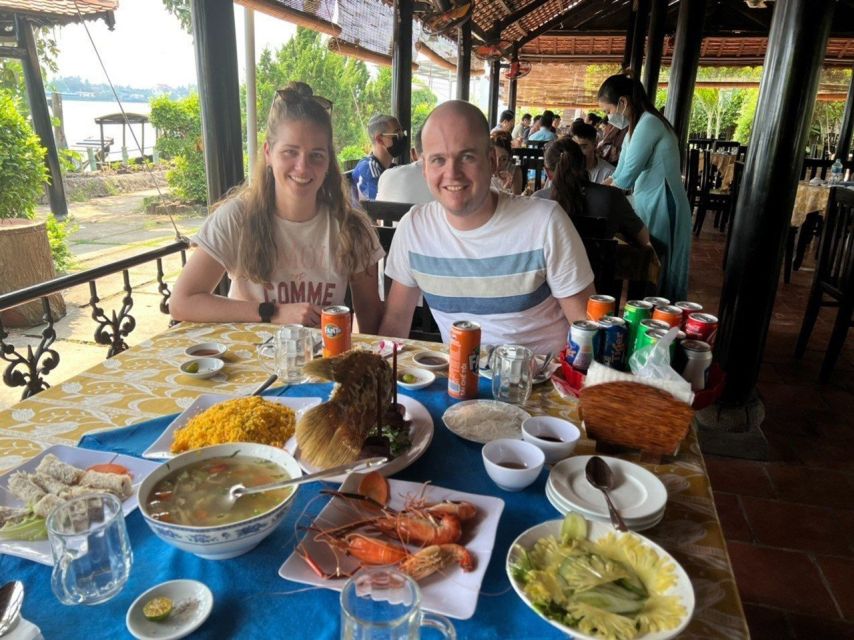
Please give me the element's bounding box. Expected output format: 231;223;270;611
17;17;67;220
664;0;705;164
392;0;413;163
622;3;636;70
643;0;667;98
488;60;501;128
716;0;835;408
190;0;245;205
456;21;472;101
629;0;650;80
508;48;518;112
836;66;854;162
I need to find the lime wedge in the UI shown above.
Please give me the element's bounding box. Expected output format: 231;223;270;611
143;596;173;622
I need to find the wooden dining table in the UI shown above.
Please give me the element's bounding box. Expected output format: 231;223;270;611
0;321;749;639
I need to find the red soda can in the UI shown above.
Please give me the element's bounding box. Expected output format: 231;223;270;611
643;296;671;309
652;305;684;328
321;305;352;357
586;295;616;322
685;312;719;345
449;320;481;399
675;301;703;328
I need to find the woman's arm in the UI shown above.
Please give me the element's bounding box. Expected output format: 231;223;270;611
611;115;660;190
349;262;383;335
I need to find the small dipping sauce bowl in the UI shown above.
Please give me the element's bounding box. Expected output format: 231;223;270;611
180;357;224;380
184;342;227;358
482;438;544;492
521;416;581;464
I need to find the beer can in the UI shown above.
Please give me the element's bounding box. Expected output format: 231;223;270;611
647;328;677;361
449;320;481;399
623;300;653;357
586;294;616;322
598;316;628;371
681;339;713;390
634;319;670;353
675;301;703;327
685;312;719;345
643;296;671;309
567;320;601;373
321;305;352;357
652;305;684;328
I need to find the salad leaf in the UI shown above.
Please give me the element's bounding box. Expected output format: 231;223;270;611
0;513;47;541
560;512;587;544
558;552;632;593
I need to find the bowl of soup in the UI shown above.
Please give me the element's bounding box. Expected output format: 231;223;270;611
138;442;301;559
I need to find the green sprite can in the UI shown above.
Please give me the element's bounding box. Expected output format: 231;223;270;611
647;327;678;361
623;300;654;357
634;318;671;353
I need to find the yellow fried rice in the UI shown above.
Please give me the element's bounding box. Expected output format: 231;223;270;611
170;396;296;453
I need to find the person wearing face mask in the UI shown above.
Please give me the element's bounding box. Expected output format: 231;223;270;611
597;73;691;301
352;114;407;200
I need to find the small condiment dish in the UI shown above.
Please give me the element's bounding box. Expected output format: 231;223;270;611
412;350;449;371
126;579;213;640
521;416;581;464
482;438;545;492
179;357;224;380
396;366;436;391
184;342;227;358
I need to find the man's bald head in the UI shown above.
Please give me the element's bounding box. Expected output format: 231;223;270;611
422;101;491;153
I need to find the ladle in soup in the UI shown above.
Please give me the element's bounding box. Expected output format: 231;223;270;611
218;456;387;512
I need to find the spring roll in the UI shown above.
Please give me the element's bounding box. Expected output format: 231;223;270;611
35;453;84;485
80;470;132;499
32;493;65;519
0;505;30;527
31;471;72;495
7;472;46;505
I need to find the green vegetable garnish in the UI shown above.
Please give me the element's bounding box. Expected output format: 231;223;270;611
0;513;47;541
185;361;200;374
560;512;587;544
399;373;417;384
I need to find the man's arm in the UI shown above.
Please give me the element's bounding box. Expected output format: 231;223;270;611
556;282;597;325
378;281;422;338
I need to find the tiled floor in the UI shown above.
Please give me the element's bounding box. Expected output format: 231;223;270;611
689;224;854;639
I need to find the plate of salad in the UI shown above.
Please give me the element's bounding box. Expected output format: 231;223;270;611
506;513;694;640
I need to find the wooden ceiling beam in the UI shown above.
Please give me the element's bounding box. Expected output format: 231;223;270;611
492;0;553;34
503;0;596;54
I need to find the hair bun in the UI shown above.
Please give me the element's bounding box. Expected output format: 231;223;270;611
288;81;314;98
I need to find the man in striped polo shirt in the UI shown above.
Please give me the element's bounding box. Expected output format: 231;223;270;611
379;101;595;354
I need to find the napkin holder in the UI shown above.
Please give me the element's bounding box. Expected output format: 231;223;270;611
579;381;694;462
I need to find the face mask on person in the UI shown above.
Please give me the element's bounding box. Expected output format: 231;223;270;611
609;100;630;130
385;132;408;157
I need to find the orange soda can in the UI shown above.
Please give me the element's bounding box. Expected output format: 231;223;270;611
586;294;616;321
652;304;684;328
449;320;481;399
321;305;352;357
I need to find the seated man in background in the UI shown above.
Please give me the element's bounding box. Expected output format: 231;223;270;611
491;109;515;135
511;113;531;144
528;110;557;143
376;126;432;204
570;121;614;184
379;101;595;354
352;114;406;200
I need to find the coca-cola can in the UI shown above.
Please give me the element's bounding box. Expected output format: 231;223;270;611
685;312;719;345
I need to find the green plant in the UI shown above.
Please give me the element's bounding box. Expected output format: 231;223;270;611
45;214;77;273
337;144;365;166
0;92;48;219
149;93;207;204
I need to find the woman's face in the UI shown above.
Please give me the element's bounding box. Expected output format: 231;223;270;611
264;119;330;211
493;147;511;174
599;96;626;118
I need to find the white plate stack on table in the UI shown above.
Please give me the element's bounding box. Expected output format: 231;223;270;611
545;455;667;531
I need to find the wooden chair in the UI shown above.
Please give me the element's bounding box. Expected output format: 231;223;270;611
512;147;546;192
684;148;701;213
712;140;740;154
361;200;413;226
794;187;854;381
688;138;716;152
693;150;732;236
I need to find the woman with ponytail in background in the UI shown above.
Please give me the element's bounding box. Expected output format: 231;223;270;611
533;136;651;249
170;82;384;332
597;73;691;300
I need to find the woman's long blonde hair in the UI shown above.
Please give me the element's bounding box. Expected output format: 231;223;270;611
217;82;377;284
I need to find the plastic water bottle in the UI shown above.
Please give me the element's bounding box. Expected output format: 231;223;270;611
830;158;843;184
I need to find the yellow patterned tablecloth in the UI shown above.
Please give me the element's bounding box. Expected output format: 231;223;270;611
0;322;748;639
792;182;832;227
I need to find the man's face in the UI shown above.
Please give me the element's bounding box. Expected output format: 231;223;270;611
522;117;531;127
572;135;596;163
503;118;515;132
422;111;495;219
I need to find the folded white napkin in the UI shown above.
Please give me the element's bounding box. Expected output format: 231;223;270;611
584;361;695;405
3;617;43;640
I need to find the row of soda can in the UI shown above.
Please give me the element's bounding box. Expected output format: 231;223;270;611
566;295;718;385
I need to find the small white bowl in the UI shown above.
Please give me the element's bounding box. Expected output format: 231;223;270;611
521;416;581;464
126;579;213;640
396;366;436;390
411;350;449;371
184;342;227;358
179;357;224;380
482;438;545;492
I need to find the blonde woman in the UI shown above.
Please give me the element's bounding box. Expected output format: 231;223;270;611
171;82;384;332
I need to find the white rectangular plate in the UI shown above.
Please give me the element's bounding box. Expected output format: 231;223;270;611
278;476;505;620
0;444;160;565
141;394;322;459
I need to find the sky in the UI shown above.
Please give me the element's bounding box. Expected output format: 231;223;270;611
51;0;297;88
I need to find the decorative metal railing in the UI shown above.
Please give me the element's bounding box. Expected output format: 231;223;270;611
0;240;189;401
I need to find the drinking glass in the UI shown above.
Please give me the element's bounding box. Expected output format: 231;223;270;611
491;344;534;405
340;567;456;640
259;324;312;383
47;493;132;605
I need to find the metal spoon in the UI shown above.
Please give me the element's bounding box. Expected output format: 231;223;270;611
585;456;628;532
0;581;23;637
535;352;554;379
218;456;388;512
251;373;278;396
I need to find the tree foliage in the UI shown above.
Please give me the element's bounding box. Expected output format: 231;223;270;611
149;93;207;203
0;93;49;219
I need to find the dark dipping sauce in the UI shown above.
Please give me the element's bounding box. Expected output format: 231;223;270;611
496;460;528;470
535;435;564;443
190;349;220;356
415;355;447;366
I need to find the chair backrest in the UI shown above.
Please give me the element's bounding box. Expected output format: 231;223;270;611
801;158;834;181
342;170;360;206
684;148;700;203
736;145;748;162
688;138;716;151
580;236;620;301
815;187;854;296
512;147;546;192
362;200;414;226
342;158;360;172
712;140;740;154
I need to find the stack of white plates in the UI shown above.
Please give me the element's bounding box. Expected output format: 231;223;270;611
546;455;667;531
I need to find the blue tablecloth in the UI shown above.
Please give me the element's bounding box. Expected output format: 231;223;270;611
2;379;566;639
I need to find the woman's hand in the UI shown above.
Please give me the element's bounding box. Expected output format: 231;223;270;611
273;303;322;327
603;176;615;187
